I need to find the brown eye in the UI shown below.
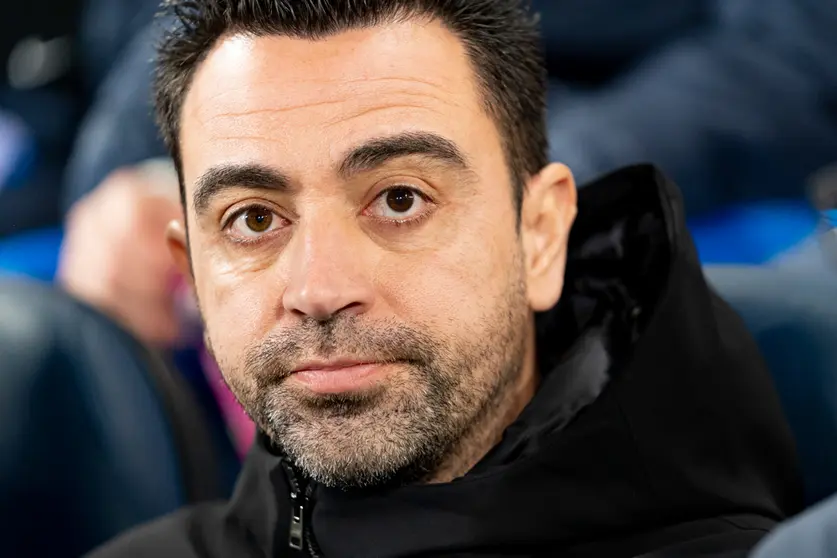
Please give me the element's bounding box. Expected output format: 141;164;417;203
385;188;415;213
366;185;432;224
244;207;274;232
228;205;283;240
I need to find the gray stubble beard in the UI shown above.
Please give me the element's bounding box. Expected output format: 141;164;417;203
226;264;531;489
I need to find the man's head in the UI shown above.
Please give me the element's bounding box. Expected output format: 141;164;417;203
158;0;577;488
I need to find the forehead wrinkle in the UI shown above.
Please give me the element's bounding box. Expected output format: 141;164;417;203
193;65;459;118
200;88;458;136
200;71;450;91
322;102;449;128
209;96;349;119
340;75;453;94
206;93;449;124
203;82;455;120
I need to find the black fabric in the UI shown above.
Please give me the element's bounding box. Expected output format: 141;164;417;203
88;165;801;558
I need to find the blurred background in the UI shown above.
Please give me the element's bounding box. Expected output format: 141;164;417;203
1;0;836;556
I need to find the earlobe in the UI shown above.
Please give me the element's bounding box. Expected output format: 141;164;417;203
166;218;193;281
521;163;578;312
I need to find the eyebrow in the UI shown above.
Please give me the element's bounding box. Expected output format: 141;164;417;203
337;131;470;179
191;131;470;215
193;163;292;215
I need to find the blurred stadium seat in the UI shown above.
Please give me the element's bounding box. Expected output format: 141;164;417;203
706;266;837;506
0;226;63;280
690;201;819;265
0;279;239;557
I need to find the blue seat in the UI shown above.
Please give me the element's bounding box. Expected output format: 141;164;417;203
690;201;819;265
0;280;238;557
0;226;63;280
705;265;837;507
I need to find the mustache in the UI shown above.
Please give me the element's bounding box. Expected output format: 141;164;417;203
244;316;439;381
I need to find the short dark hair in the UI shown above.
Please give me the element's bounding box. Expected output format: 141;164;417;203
154;0;547;209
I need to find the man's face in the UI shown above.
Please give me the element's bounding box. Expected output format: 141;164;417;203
175;20;571;487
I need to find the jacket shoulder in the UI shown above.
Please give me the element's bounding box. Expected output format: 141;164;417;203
85;502;249;558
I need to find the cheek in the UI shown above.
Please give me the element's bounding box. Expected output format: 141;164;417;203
381;215;522;337
194;245;282;367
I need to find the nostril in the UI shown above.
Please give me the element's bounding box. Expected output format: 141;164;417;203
339;301;365;315
307;301;366;323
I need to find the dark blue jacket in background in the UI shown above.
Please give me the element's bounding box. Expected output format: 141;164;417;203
65;0;837;216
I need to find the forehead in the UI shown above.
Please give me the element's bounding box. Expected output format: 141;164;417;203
179;19;502;192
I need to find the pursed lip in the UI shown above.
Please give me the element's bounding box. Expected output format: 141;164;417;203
291;359;380;374
289;359;396;394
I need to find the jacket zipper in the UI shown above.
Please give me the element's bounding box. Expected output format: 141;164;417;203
303;483;323;558
281;460;323;557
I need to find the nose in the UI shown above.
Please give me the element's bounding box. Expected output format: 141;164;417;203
282;219;374;321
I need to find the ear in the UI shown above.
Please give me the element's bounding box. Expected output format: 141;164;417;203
166;217;193;287
520;163;577;312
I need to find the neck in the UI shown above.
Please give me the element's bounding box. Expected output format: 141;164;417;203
426;318;539;484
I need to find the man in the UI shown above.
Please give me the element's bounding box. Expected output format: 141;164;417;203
90;1;800;556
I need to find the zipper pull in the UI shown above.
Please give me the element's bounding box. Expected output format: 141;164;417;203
281;459;306;551
289;489;305;551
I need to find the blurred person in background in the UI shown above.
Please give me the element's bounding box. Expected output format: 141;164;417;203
56;0;837;457
0;0;160;235
84;0;801;556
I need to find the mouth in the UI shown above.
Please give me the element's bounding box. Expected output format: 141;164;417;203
289;359;397;395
